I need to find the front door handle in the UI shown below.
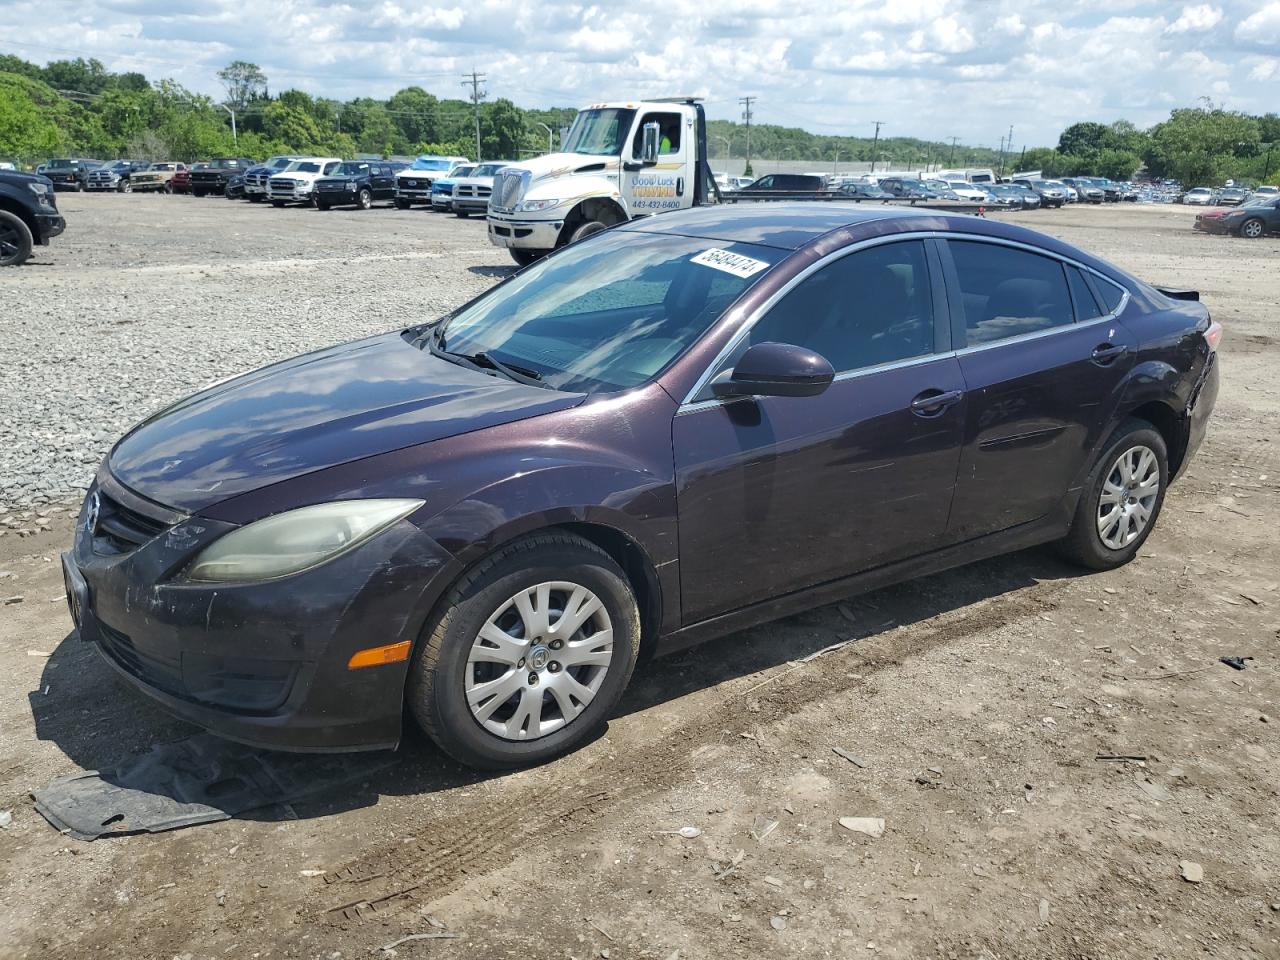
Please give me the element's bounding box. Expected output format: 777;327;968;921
1091;343;1128;366
910;388;964;417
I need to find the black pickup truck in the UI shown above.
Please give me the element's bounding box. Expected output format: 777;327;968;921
42;158;105;191
189;158;255;197
0;169;66;266
313;161;406;210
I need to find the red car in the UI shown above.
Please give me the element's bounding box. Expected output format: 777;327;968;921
169;165;202;195
1193;209;1229;234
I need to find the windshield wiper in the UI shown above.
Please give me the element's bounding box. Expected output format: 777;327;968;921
427;327;550;389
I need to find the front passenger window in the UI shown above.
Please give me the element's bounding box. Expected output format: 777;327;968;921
730;240;937;376
948;241;1074;346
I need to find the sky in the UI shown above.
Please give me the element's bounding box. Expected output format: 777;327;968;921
3;0;1279;147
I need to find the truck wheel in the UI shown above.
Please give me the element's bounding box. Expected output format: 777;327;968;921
269;199;283;208
163;182;173;195
118;180;132;194
567;220;609;245
395;198;410;210
248;193;262;203
455;209;470;218
193;189;206;198
357;188;372;210
0;210;35;267
510;249;546;267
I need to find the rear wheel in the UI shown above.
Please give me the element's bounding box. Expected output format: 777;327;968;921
1056;418;1168;570
357;188;372;210
248;193;262;202
455;209;470;218
271;200;284;208
0;210;35;267
1239;217;1265;239
407;533;640;769
315;201;330;211
193;189;206;198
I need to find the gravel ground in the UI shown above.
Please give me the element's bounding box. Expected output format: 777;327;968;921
0;192;510;513
1;198;1278;960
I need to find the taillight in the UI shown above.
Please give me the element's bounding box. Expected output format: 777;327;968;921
1204;320;1222;352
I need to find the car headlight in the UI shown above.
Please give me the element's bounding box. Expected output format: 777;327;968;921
519;198;564;212
27;181;52;197
184;499;424;583
346;182;356;191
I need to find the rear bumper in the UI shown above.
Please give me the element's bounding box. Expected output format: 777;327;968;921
1182;351;1219;474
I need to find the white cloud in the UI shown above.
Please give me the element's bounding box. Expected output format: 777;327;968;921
1;0;1276;148
1166;4;1223;33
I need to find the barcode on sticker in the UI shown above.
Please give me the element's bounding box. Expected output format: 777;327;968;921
691;248;770;278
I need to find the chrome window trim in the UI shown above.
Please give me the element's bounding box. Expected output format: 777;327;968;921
678;229;1130;411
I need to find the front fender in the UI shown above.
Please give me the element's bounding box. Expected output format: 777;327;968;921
524;174;627;218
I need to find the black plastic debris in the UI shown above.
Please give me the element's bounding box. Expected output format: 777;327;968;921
32;734;397;840
1219;656;1253;671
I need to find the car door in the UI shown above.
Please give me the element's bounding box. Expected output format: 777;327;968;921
673;238;966;624
371;165;391;199
621;110;689;214
939;237;1136;541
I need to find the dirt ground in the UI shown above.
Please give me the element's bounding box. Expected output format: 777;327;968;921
0;198;1277;960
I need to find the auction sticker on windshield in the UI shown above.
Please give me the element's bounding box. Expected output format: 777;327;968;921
691;248;770;278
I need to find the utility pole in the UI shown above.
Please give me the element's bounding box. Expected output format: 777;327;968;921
461;70;486;161
997;134;1006;176
536;122;554;154
869;121;884;172
739;96;756;175
220;104;237;146
1003;124;1013;176
948;136;959;167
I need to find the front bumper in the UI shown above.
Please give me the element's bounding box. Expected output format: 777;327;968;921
453;197;490;214
268;186;313;202
487;212;564;250
1193;218;1230;234
64;476;458;752
431;194;453;209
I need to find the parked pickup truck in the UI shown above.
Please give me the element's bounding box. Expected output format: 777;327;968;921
43;158;104;192
129;162;187;193
85;160;151;193
430;164;476;211
314;161;405;210
267;158;342;206
244;156;304;202
190;158;255;197
395;155;469;209
0;168;65;266
451;162;511;217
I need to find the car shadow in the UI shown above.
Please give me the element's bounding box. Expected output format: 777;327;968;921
27;545;1085;835
467;265;516;279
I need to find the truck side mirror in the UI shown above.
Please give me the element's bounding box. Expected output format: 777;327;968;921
641;123;660;165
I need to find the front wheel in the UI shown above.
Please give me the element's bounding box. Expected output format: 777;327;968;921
357;188;372;210
271;200;284;208
407;533;640;769
315;201;330;211
0;210;35;267
119;180;132;194
510;248;546;267
455;209;470;218
1239;217;1265;239
394;198;410;210
1055;418;1168;570
567;219;608;244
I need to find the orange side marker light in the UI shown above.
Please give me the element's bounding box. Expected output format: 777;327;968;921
347;640;412;670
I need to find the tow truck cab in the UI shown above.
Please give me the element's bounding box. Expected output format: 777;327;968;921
486;98;715;265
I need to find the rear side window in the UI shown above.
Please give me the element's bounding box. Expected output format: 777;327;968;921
736;240;937;374
1087;274;1125;314
948;241;1074;346
1066;266;1104;321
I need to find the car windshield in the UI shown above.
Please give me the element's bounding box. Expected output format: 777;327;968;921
561;108;636;156
335;163;370;176
470;163;507;177
148;163;176;171
431;232;784;393
210;159;243;169
410;158;452;171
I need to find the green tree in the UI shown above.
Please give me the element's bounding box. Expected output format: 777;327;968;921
0;72;71;163
217;61;268;114
1146;106;1261;185
480;98;525;160
1056;121;1113;157
42;58;110;95
387;86;440;145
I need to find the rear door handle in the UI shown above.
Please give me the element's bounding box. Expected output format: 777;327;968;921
1091;343;1128;366
910;388;964;417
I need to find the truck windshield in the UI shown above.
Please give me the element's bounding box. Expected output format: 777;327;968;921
47;159;77;169
430;231;783;393
289;162;321;173
561;108;636;157
335;163;370;175
410;158;452;171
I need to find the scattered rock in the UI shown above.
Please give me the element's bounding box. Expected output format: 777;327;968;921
0;810;12;829
750;815;778;842
1038;898;1050;922
4;595;23;605
832;747;867;767
770;916;787;932
838;817;885;838
1135;776;1173;803
1179;860;1204;883
678;825;702;839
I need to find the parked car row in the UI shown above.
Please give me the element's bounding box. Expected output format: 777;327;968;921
1193;193;1280;238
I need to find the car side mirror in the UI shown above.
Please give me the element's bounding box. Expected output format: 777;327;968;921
641;122;660;165
711;342;835;399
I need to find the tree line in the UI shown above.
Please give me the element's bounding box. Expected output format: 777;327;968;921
1;55;1275;187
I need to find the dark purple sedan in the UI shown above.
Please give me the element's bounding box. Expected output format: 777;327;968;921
63;204;1221;768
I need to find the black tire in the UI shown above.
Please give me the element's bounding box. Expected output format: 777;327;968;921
568;219;608;244
193;189;206;198
76;181;85;192
118;180;132;194
510;248;546;267
455;209;470;218
1055;418;1168;570
0;210;35;267
394;198;410;210
315;201;330;211
271;200;284;208
407;532;641;769
248;193;262;202
1239;217;1265;240
357;188;372;210
163;182;173;195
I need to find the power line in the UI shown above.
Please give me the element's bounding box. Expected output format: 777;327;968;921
461;70;486;161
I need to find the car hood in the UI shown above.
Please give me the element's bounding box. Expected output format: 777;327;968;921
451;176;499;187
109;331;585;513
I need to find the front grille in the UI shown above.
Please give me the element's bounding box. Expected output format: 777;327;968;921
191;172;222;184
91;491;170;556
268;178;296;191
458;185;492;198
491;169;524;211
